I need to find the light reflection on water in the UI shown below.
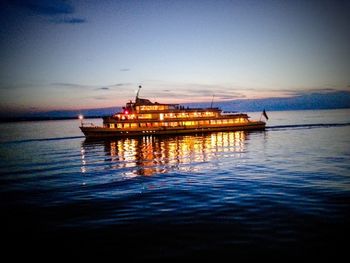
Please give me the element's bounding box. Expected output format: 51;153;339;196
81;131;247;177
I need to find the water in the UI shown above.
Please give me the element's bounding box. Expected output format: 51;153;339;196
1;109;350;259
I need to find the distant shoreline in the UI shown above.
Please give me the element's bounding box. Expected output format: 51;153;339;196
0;116;104;123
1;107;349;123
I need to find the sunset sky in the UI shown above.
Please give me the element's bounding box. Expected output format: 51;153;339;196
0;0;349;114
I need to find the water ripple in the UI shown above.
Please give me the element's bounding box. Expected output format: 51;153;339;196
1;111;350;259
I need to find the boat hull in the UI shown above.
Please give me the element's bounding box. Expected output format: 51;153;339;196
80;122;266;138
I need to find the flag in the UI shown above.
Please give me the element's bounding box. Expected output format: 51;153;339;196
262;109;269;120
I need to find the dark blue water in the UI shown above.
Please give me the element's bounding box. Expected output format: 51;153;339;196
1;109;350;259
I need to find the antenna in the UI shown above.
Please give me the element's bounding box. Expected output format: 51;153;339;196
210;94;215;108
135;85;142;101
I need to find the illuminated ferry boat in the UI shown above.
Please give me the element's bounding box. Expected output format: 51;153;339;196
80;86;267;138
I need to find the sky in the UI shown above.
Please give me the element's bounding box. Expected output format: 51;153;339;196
0;0;349;114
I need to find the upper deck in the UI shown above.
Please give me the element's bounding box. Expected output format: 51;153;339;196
102;86;250;126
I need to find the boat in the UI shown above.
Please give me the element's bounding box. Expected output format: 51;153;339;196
80;86;267;138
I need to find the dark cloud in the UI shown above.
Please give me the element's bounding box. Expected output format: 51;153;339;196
51;82;88;89
217;94;247;100
12;0;87;24
13;0;74;15
109;83;131;87
182;84;246;100
95;87;110;90
51;82;132;91
29;107;39;110
93;96;108;100
152;88;246;101
95;83;132;90
120;68;130;72
146;84;246;101
102;83;131;89
51;17;87;24
292;88;338;96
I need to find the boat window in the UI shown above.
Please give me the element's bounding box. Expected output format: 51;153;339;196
138;114;152;119
205;112;215;117
109;124;115;128
184;121;195;126
165;113;175;118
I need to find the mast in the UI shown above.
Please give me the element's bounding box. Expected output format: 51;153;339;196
135;85;142;102
210;94;215;108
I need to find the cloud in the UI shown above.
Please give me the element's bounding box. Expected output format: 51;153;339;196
291;88;339;97
51;17;87;24
151;83;247;101
51;82;90;89
93;96;108;100
142;80;350;102
108;83;132;87
95;87;110;91
13;0;74;15
52;82;132;91
94;83;132;91
29;107;39;111
120;68;130;72
12;0;87;24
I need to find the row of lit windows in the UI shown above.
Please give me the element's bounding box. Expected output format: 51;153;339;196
137;105;169;111
164;112;216;118
117;111;218;120
107;118;247;129
115;112;218;121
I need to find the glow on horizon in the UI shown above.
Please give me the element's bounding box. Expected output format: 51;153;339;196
0;82;303;112
0;0;349;113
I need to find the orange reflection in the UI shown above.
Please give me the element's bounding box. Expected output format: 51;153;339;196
81;131;247;176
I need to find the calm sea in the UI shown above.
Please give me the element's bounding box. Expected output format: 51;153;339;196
1;109;350;259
